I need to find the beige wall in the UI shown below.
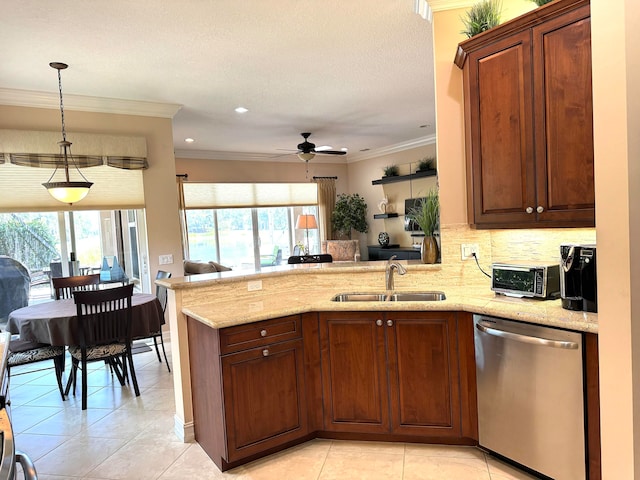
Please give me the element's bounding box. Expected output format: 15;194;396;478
0;105;184;284
347;145;437;250
175;156;348;190
591;0;640;476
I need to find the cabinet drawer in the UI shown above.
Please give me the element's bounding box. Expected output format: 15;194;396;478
220;315;302;354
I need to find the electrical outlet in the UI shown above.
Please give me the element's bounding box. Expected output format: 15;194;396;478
158;254;173;265
460;244;479;260
247;280;263;291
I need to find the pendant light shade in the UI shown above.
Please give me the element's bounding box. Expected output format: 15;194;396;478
42;62;93;205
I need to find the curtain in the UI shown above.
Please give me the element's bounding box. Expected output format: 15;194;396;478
314;177;336;241
176;175;190;261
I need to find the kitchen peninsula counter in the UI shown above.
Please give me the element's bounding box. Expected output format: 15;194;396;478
159;260;598;334
159;260;598;449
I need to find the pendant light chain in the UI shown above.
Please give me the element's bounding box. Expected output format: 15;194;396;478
56;66;67;143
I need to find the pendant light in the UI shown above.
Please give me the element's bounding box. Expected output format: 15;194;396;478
42;62;93;204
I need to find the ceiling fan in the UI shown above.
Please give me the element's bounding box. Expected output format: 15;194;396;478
295;132;347;162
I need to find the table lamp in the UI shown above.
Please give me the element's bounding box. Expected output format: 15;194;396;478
295;214;318;254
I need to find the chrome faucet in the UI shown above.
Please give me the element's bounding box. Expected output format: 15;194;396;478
385;255;407;291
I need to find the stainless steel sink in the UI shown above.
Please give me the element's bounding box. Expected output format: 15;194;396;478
331;291;446;302
388;292;446;302
331;293;388;302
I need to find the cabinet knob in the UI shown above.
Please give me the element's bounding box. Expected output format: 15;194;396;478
387;320;393;327
525;206;534;214
537;205;544;213
376;319;383;326
260;329;267;337
262;348;269;357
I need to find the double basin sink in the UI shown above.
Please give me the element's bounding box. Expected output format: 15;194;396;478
331;291;446;302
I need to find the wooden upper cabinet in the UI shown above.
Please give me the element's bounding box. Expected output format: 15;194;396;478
456;0;594;228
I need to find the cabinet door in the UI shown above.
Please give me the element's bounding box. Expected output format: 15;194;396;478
386;312;462;437
221;339;308;462
319;312;390;433
466;31;535;227
533;4;594;225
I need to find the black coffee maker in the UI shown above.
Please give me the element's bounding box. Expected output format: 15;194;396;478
560;244;598;313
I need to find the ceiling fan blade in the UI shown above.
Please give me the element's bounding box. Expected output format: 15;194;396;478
315;150;347;155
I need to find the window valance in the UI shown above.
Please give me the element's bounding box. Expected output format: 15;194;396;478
0;129;148;170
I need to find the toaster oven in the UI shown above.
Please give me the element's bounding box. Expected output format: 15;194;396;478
491;263;561;299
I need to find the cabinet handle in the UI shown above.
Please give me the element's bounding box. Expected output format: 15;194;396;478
376;319;383;326
260;329;267;337
525;206;534;214
537;205;544;213
387;319;393;327
262;348;269;357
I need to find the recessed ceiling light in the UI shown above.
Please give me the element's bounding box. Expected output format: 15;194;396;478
235;107;248;113
185;138;195;143
360;148;370;152
419;124;430;128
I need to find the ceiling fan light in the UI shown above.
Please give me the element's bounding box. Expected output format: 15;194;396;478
298;152;315;162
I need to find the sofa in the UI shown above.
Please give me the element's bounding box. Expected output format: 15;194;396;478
183;260;232;276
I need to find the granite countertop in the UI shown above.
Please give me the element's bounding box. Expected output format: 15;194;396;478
181;285;598;334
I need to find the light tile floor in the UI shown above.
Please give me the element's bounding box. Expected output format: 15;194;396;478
12;337;540;480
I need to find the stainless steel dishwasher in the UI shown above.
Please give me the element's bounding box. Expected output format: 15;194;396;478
474;315;586;480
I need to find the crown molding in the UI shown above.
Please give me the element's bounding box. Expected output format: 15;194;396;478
175;134;437;163
174;148;349;163
346;134;437;162
428;0;476;11
0;88;182;118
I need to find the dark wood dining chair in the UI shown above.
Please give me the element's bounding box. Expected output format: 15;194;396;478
65;283;139;410
52;274;101;300
287;254;333;264
133;270;171;372
8;338;66;400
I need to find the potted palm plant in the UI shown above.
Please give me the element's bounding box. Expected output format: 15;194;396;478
406;188;440;263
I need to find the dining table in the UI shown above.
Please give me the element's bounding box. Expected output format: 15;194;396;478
7;293;163;347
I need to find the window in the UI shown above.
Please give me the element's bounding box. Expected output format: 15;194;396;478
182;182;319;270
185;205;318;270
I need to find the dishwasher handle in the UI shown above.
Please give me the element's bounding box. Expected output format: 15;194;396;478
476;320;579;349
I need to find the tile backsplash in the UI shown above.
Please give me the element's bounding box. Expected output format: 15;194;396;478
441;224;596;286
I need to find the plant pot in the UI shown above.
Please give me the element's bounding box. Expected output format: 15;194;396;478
421;236;439;264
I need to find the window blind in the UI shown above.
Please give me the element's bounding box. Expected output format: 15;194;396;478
183;183;318;209
0;162;145;212
0;130;147;213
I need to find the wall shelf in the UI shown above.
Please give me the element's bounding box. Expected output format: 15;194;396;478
373;213;399;219
371;169;437;185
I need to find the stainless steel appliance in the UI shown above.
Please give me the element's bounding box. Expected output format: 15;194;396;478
474;315;586;480
560;244;598;313
491;262;560;299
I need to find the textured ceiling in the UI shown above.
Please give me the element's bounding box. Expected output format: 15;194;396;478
0;0;439;162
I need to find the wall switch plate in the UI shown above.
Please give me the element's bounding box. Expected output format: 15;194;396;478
247;280;263;291
159;254;173;265
461;244;479;260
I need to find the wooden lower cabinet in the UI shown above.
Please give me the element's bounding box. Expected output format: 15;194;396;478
319;311;476;440
187;315;309;471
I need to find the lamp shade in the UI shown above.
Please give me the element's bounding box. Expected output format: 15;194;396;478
297;152;315;162
43;181;93;204
295;214;318;229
